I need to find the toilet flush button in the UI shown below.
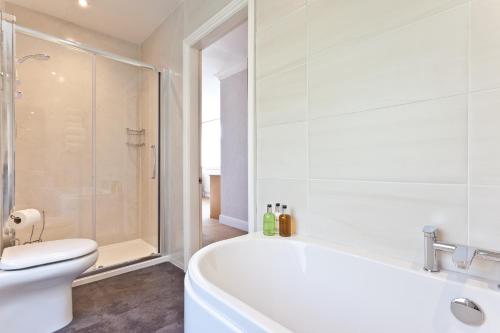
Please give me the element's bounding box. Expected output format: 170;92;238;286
450;298;484;326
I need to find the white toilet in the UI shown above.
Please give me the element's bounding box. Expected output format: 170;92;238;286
0;238;98;333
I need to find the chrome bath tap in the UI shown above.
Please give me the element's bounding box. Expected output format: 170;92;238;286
423;225;500;272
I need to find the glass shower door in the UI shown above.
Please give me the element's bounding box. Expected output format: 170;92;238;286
93;57;159;268
14;33;94;243
14;30;160;272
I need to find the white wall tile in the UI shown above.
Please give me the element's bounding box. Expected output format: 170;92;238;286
256;0;305;31
309;180;468;263
470;186;500;251
309;96;468;183
471;0;500;91
308;0;468;55
256;65;307;127
256;7;306;78
308;4;468;119
470;89;500;185
256;179;308;234
254;0;500;281
257;122;308;179
469;185;500;282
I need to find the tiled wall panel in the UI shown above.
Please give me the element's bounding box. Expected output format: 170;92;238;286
256;0;500;280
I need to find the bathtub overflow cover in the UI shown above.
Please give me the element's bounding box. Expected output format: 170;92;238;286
450;298;484;326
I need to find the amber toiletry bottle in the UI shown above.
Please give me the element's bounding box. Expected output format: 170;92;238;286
279;205;292;237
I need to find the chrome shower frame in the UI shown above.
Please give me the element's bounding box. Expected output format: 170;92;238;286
15;25;157;71
0;13;16;255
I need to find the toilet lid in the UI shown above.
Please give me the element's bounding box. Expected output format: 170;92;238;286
0;239;98;270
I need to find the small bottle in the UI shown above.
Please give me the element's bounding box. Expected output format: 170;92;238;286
274;203;281;234
279;204;292;237
263;204;275;236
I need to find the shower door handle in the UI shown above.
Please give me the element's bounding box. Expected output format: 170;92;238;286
150;144;157;180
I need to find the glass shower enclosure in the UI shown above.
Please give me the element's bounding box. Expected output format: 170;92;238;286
0;19;164;273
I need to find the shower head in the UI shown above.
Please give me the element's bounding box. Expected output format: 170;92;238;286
17;53;50;64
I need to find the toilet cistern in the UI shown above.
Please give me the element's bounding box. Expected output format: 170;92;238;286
423;225;500;272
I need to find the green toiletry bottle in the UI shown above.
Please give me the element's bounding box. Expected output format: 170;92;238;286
263;204;275;236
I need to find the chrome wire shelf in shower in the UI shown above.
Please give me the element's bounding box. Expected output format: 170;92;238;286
126;128;145;147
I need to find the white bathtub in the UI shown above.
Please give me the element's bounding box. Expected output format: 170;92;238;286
185;234;500;333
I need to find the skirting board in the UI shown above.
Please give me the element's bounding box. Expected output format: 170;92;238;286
73;255;180;287
219;214;248;231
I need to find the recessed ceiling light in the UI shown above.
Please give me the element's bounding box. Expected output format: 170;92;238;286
78;0;88;8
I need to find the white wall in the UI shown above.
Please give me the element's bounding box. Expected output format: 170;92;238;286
255;0;500;280
221;70;248;223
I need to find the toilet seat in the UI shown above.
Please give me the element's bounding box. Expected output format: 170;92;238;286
0;239;98;270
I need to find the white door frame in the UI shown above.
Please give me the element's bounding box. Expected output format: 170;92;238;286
182;0;256;268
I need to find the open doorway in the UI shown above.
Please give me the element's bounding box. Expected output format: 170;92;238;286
183;0;255;266
200;22;248;246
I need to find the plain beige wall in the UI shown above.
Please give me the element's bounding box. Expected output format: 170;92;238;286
6;3;140;59
183;0;233;37
141;0;234;263
141;3;184;263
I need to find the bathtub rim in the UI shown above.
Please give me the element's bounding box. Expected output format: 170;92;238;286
187;235;292;332
186;233;500;332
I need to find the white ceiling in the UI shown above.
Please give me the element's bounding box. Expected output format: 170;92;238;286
202;21;248;78
6;0;181;44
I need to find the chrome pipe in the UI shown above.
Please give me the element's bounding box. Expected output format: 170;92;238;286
0;17;16;254
433;242;456;253
423;225;439;272
477;249;500;262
